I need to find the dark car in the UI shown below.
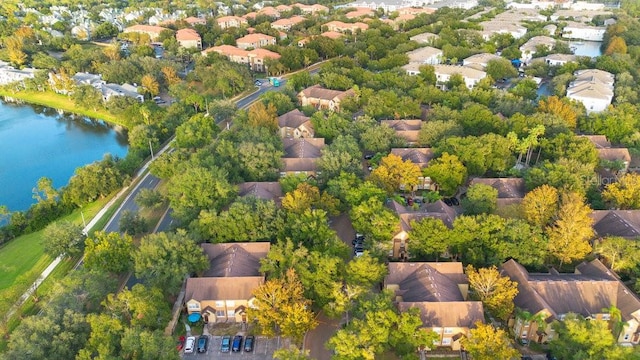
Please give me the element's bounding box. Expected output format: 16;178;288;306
232;335;243;352
197;335;208;353
244;335;255;352
364;154;374;160
450;197;460;206
407;197;414;206
254;80;262;86
221;335;231;352
443;198;453;206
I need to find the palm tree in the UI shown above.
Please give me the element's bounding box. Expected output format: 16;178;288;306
602;305;626;340
515;308;547;345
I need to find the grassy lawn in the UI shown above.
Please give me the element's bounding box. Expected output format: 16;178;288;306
0;90;122;126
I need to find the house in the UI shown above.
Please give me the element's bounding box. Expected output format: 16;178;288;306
236;33;276;50
321;31;343;40
0;61;36;86
562;21;606;42
596;148;631;180
389;200;458;259
519;36;556;64
502;258;640;345
123;24;168;41
390;148;435;169
238;182;283;205
468;177;526;208
590;210;640;239
184;16;207;26
566;69;614;114
380;120;422;145
278;109;314;138
410;32;439;45
406;46;443;65
398;7;436;15
101;83;144;102
184;242;270;323
323;20;369;33
293;3;330;14
281;138;326;177
432;65;487;90
550;9;612;23
580;135;612;149
297;85;354;112
271;16;306;31
462;53;502;70
385;262;485;350
216;15;248;29
479;20;528;40
72;72;105;88
176;28;202;49
71;24;91;40
345;7;375;19
541;53;578;66
202;45;280;72
247;48;281;72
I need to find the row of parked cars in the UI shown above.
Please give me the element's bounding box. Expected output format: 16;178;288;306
183;334;254;355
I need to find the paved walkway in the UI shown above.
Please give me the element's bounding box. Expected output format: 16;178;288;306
304;312;340;360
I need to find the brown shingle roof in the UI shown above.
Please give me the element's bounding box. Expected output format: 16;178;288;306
597;148;631;163
580;135;611;149
469;178;526;199
282;138;325;158
299;84;354;101
399;301;485;328
185;276;263;302
590;210;640;238
389;199;458;229
390;148;435;168
278;109;311;129
201;242;270;277
238;182;283;203
381;119;423;131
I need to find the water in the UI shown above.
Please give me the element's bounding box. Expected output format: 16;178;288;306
570;41;603;58
0;100;128;212
537;82;552;99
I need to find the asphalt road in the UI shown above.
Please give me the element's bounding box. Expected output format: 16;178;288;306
103;172;161;233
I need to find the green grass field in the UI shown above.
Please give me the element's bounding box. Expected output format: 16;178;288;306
0;90;122;125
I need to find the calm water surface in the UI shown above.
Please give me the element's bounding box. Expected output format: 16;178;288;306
0;100;128;212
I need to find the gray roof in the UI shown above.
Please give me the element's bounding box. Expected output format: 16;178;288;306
299;84;354;101
399;301;485;328
278;109;311;129
389;199;458;229
386;262;467;302
282;138;325;158
238;182;283;203
590;210;640;239
185;276;264;302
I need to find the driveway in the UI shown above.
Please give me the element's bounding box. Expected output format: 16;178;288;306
183;335;285;360
304;312;341;360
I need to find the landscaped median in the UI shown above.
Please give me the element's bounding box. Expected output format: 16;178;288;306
0;89;122;126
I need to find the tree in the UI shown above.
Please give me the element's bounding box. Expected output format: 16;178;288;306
549;313;636;360
462;323;520;360
162;66;181;86
485;58;518;81
524;158;595;196
64;155;126;207
248;101;278;131
84;231;134;274
317;135;363;180
466;265;518;321
418;119;463;147
273;345;312;360
175;113;220;150
135;189;164;209
359;123;399;153
462;183;498;215
605;36;628;55
76;313;124;359
118;210;148;236
423;153;467;196
120;328;180;360
537;96;579;129
603;173;640;209
260;91;295;115
368;154;422;195
546;192;594;267
167;166;237;222
596;237;640;273
408;217;451;260
134;231;208;293
350;197;398;247
345;253;387;289
43;221;85;258
282;183;340;216
72;84;104;111
248;268;317;342
103;284;171;330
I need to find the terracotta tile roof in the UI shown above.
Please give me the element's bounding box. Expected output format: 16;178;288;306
321;31;342;39
299;84;354;101
272;15;306;27
185;16;206;25
248;48;281;60
176;28;201;41
124;24;168;34
399;301;485;328
237;33;275;44
204;45;249;57
201;242;271;277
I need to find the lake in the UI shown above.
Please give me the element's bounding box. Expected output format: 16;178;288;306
0;99;128;212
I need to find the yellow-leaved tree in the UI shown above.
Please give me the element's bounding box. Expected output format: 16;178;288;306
369;153;422;195
462;323;520;360
546;191;593;267
466;265;518;321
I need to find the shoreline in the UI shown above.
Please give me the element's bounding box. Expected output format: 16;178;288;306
0;89;125;127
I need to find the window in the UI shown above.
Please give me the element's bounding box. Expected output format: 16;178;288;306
602;313;611;321
227;310;235;317
216;301;224;307
432;327;442;334
216;310;225;316
188;303;200;310
441;338;452;345
624;334;630;341
444;328;453;334
227;301;235;308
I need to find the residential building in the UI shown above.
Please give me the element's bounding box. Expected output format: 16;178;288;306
184;16;207;26
247;48;281;72
390;148;435;169
278;109;314;139
551;9;612;23
462;53;502;70
566;69;614;114
238;182;283;205
216;15;248;29
502;258;640;345
432;65;487;90
406;46;443;65
345;7;376;19
398;7;436;15
123;24;168;41
519;36;556;64
202;45;280;72
101;83;144;102
176;28;202;49
72;72;105;88
596;148;632;181
468;177;525;208
321;31;343;40
298;85;355;112
562;21;606;42
323;20;369;33
385;262;485;350
0;61;36;86
591;210;640;239
236;33;276;50
184;242;270;323
539;53;578;66
271;16;306;31
388;200;458;259
381;119;422;145
281;138;326;177
293;3;330;14
410;32;439;45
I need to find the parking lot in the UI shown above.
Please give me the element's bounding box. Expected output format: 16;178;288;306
182;335;286;359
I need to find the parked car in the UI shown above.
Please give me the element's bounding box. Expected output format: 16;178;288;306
244;335;255;352
197;335;208;353
232;335;243;352
354;248;364;257
407;197;414;206
176;336;185;351
450;197;460;206
364;154;374;160
184;336;196;354
221;335;231;352
254;80;262;86
443;198;453;206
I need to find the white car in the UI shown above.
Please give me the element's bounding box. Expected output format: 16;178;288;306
184;336;196;354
